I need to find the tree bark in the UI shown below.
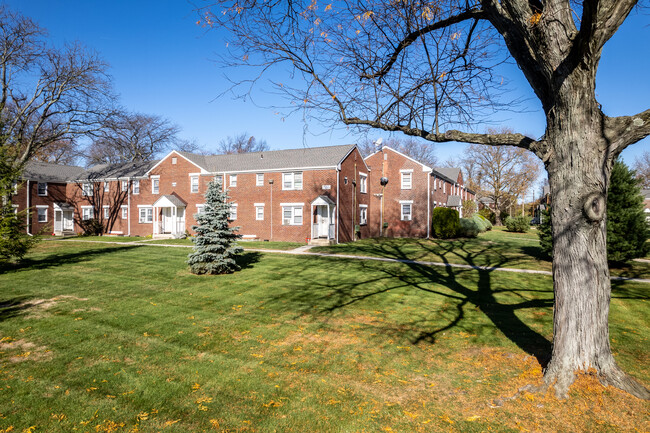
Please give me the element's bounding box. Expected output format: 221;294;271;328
542;72;649;399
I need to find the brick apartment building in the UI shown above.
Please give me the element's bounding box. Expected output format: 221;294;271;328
364;146;475;238
12;143;473;243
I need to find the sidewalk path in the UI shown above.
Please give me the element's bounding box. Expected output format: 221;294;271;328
57;239;650;284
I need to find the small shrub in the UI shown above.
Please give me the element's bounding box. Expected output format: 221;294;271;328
431;207;460;239
459;217;480;238
505;215;530;233
472;213;492;232
477;208;496;225
79;218;104;236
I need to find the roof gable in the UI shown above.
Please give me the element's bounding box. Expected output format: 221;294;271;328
364;146;431;172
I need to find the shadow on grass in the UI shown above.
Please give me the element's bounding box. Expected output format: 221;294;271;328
0;245;141;274
265;238;554;366
237;252;263;270
0;296;33;322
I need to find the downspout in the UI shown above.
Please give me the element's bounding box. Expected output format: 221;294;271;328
127;179;131;236
427;172;430;238
26;180;32;235
336;168;340;244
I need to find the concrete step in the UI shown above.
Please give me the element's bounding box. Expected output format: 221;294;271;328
309;238;334;246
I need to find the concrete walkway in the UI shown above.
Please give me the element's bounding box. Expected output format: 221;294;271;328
56;238;650;284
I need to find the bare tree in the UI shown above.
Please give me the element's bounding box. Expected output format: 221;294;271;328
633;151;650;188
87;111;185;165
358;137;438;166
463;139;541;224
32;138;81;165
216;132;270;154
0;6;113;175
201;0;650;398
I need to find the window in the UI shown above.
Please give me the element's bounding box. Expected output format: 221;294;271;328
400;201;413;221
229;203;238;220
255;204;264;221
215;175;223;185
37;182;48;196
122;180;128;192
196;204;205;215
256;173;264;186
229;174;237;187
172;157;177;164
282;204;303;225
104;182;110;193
359;174;368;193
36;206;47;222
121;206;128;219
400;170;413;190
282;172;303;190
11;181;18;195
152;177;160;194
139;207;153;223
190;176;199;193
132;180;140;194
103;206;110;219
443;182;446;194
359;205;368;225
82;183;93;196
82;207;93;220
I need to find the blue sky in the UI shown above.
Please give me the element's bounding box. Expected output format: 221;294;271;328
5;0;649;177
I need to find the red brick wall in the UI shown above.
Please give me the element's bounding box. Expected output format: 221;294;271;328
365;148;429;238
12;181;68;235
337;147;371;242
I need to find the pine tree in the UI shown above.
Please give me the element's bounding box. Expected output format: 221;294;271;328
187;180;243;274
538;159;649;263
607;159;650;263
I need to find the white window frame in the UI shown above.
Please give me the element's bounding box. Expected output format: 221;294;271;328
121;206;128;219
443;182;446;194
400;170;413;190
359;204;368;225
82;183;93;197
229;174;237;187
81;206;94;221
229;203;238;220
359;173;368;194
151;176;160;194
103;206;110;219
11;181;18;195
190;175;199;193
122;180;129;192
36;205;48;223
281;203;304;225
215;175;223;185
132;180;140;194
196;204;205;216
256;173;264;186
282;172;303;190
37;182;48;196
104;182;110;193
400;201;413;221
171;157;177;165
138;206;153;223
255;203;265;221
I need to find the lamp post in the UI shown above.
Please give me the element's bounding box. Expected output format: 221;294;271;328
380;177;388;236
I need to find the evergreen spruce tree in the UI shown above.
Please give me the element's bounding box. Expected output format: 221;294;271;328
538;159;649;262
607;159;650;263
187;180;243;274
538;206;553;258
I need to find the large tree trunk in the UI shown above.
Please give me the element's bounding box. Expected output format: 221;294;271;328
542;75;649;399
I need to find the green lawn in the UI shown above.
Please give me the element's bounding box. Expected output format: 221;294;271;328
142;238;303;250
0;242;648;432
311;229;650;279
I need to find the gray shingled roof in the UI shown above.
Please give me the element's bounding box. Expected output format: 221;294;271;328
447;195;462;207
433;167;461;183
22;161;85;183
77;160;159;181
178;144;356;173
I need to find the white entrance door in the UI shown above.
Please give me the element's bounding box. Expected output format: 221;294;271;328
63;211;74;231
162;208;173;233
317;205;329;238
54;210;63;232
